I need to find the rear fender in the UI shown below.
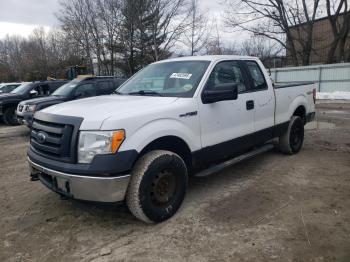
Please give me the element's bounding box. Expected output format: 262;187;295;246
288;95;308;120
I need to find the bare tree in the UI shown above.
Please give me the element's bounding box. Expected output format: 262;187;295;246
117;0;191;75
147;0;190;61
95;0;123;74
325;0;350;63
58;0;95;72
58;0;189;76
224;0;321;66
205;19;224;55
0;28;82;82
241;35;283;59
181;0;210;55
1;36;26;81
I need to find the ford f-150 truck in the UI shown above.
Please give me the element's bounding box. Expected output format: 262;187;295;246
28;56;316;223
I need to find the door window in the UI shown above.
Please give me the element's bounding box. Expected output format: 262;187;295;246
74;83;96;98
245;61;267;90
50;82;66;92
98;81;113;95
2;85;17;93
34;84;50;96
205;61;247;93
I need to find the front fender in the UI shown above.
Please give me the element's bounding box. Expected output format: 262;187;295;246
37;101;63;111
1;101;20;111
119;118;201;153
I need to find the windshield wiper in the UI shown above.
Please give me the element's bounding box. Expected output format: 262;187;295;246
128;90;163;97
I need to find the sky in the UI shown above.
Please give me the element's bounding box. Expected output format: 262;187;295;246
0;0;60;38
0;0;227;39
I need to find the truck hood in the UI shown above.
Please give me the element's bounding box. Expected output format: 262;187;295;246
41;95;179;129
19;95;67;106
0;93;23;102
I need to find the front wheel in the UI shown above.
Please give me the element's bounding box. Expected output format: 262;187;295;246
3;107;19;126
126;150;188;223
278;116;304;154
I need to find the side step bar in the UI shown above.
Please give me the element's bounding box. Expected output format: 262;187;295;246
194;143;274;177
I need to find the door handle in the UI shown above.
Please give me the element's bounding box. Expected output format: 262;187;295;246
246;100;254;110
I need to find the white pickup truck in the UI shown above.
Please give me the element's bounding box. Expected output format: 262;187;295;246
28;55;316;223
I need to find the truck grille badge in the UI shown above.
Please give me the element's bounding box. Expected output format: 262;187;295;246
36;132;47;144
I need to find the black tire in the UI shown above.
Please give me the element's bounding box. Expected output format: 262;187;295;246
126;150;188;223
278;116;304;154
3;107;19;126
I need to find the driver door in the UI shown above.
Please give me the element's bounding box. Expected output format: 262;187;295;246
198;60;255;160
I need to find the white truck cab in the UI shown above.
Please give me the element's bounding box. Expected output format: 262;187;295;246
28;56;316;223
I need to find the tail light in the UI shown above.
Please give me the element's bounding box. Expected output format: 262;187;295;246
312;88;316;104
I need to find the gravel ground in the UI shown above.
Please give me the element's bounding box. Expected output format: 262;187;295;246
0;103;349;262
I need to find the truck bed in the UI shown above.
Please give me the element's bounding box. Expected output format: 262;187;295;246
274;82;315;89
274;82;316;125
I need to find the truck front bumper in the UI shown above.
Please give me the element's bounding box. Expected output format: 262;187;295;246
16;109;34;127
17;113;34;127
28;157;130;203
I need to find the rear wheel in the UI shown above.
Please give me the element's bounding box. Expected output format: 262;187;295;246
126;150;188;223
3;107;19;126
278;116;304;154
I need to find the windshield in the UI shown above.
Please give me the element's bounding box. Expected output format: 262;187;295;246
10;82;32;95
52;79;81;97
117;60;210;97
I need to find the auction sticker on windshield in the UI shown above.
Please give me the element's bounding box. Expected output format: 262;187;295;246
170;73;192;79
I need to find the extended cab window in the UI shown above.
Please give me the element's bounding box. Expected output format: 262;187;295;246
245;61;267;90
205;61;247;93
74;83;96;98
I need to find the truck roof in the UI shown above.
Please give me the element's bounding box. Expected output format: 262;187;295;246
155;55;259;64
0;82;21;85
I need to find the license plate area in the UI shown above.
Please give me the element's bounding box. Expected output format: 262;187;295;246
39;172;71;196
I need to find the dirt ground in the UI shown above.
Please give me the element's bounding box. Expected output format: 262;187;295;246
0;102;349;262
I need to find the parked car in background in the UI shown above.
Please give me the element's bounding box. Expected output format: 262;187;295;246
0;83;21;94
27;55;316;223
0;80;67;125
17;76;126;128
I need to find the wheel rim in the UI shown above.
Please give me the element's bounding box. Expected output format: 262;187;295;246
150;170;177;206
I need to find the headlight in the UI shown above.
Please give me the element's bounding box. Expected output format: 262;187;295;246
26;105;36;112
78;130;125;164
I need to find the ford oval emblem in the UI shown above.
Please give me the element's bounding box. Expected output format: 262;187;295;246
36;132;46;144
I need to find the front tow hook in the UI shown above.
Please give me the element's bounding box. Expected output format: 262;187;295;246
30;173;40;181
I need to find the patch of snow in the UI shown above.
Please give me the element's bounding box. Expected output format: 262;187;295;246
317;91;350;100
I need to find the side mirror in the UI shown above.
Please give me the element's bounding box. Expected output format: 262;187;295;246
30;90;38;97
202;83;238;104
